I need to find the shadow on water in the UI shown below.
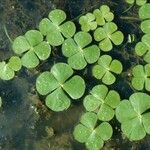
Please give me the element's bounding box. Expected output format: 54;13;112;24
0;0;150;149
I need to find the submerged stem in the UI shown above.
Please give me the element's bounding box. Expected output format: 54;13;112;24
3;25;13;44
120;16;141;21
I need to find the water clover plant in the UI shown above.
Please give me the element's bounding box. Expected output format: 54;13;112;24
125;0;147;6
73;112;113;150
39;9;76;46
12;30;51;68
92;55;123;85
94;22;124;51
79;13;97;32
0;56;22;80
36;63;85;111
83;84;120;121
93;5;114;26
135;34;150;63
139;3;150;33
116;92;150;140
131;64;150;91
62;31;100;70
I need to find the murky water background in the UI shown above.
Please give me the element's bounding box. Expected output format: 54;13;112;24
0;0;150;149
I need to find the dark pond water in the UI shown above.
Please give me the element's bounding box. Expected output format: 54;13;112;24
0;0;150;149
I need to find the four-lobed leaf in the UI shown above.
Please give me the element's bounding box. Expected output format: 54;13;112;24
84;84;120;121
131;64;150;91
73;112;113;150
116;92;150;141
92;55;123;85
93;5;114;26
126;0;147;6
62;31;100;70
12;30;51;68
94;22;124;51
36;63;85;111
39;9;76;46
79;13;97;32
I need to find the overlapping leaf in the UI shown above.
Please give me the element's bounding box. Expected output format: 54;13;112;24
12;30;51;68
94;22;124;51
84;84;120;121
36;63;85;111
116;92;150;140
92;55;123;85
62;32;100;70
79;13;97;32
131;64;150;91
93;5;114;26
73;112;113;150
39;9;76;46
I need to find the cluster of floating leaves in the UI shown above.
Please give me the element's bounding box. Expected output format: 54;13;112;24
0;2;150;150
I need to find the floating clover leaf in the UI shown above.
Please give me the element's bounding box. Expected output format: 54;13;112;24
116;92;150;141
135;34;150;63
139;4;150;33
84;84;120;121
126;0;147;6
79;13;97;32
36;63;85;111
0;56;22;80
62;32;100;70
73;112;113;150
94;22;124;51
92;55;123;85
93;5;114;26
12;30;51;68
39;9;76;46
131;64;150;91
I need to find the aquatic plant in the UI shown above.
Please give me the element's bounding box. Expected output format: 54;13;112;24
83;84;120;121
94;22;124;51
92;55;123;85
116;92;150;140
0;97;2;108
36;63;85;111
12;30;51;68
73;112;112;150
93;5;114;26
62;32;100;70
131;64;150;91
39;9;76;46
79;13;97;32
0;56;22;80
125;0;147;6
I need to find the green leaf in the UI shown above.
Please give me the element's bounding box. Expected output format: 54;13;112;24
34;41;51;60
36;71;59;95
126;0;147;6
46;87;71;111
48;9;66;25
139;3;150;19
21;50;39;68
60;21;76;38
93;55;122;85
62;32;99;70
51;63;73;83
25;30;43;46
0;62;15;80
73;112;113;150
131;64;150;91
12;36;30;55
116;92;150;141
8;56;22;71
94;22;124;51
84;84;120;121
141;20;150;33
63;76;85;99
36;63;85;111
